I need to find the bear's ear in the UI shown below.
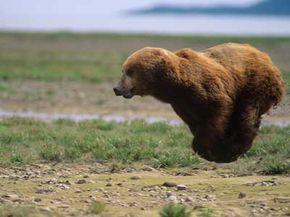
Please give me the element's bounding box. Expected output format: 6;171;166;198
159;49;179;71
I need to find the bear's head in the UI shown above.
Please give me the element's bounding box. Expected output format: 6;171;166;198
113;47;177;99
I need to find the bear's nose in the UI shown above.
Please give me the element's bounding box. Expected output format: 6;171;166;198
113;87;122;96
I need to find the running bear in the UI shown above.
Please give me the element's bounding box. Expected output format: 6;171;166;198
113;43;285;163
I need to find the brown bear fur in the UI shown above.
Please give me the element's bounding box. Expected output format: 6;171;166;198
114;43;285;163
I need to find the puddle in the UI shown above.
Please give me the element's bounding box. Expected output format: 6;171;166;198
0;110;289;127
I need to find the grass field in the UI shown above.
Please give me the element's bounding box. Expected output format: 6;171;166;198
0;32;290;217
0;117;289;176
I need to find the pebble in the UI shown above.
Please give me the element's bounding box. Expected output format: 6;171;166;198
238;192;247;199
162;182;177;187
274;197;290;203
141;166;156;172
185;196;194;202
34;197;42;202
166;192;173;197
35;188;53;194
75;189;82;193
76;179;86;184
130;176;141;180
168;195;178;203
106;183;112;187
56;184;70;190
176;184;187;191
3;194;19;200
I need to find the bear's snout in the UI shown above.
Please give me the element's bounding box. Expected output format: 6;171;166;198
113;86;133;99
113;87;122;96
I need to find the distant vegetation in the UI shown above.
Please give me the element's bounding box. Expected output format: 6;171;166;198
130;0;290;16
0;32;290;84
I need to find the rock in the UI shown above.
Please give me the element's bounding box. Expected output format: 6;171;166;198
35;188;54;194
185;196;194;202
141;165;156;172
3;194;19;200
162;182;177;187
34;198;42;202
238;192;246;199
56;184;70;190
75;189;82;193
64;180;71;185
76;179;86;184
204;194;216;201
43;178;57;184
168;195;178;203
245;180;278;187
106;183;112;187
176;184;187;191
83;175;89;178
274;197;290;203
130;176;141;180
166;192;173;198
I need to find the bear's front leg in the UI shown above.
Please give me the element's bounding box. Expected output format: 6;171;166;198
192;114;229;162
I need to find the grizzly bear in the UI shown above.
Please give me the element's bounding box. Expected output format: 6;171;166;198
113;43;285;163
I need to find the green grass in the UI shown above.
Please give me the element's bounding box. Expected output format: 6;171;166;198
159;203;192;217
89;201;106;215
0;32;289;83
0;117;289;175
0;51;124;82
197;208;214;217
0;204;57;217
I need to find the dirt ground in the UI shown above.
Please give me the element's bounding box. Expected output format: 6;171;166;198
0;164;290;217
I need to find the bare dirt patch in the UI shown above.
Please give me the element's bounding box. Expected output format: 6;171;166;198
0;164;290;217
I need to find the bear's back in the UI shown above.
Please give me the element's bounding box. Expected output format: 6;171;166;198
201;43;272;74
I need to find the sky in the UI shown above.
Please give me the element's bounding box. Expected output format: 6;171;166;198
2;0;289;36
1;0;262;17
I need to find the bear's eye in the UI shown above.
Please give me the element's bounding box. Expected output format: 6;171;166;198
126;69;134;77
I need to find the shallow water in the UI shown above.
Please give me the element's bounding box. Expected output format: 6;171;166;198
0;110;289;127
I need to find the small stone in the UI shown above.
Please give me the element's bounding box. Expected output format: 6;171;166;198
106;183;112;187
141;166;156;172
238;192;246;199
176;184;187;191
57;184;70;190
274;197;290;203
35;188;53;194
75;189;82;193
204;194;216;201
34;198;42;202
185;196;194;202
168;195;178;203
83;175;89;178
162;182;177;187
166;192;173;197
117;183;123;186
130;176;141;180
64;180;71;185
4;194;19;200
46;178;57;184
76;179;86;184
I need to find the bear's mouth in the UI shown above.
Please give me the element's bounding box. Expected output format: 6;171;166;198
122;88;135;99
113;86;134;99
